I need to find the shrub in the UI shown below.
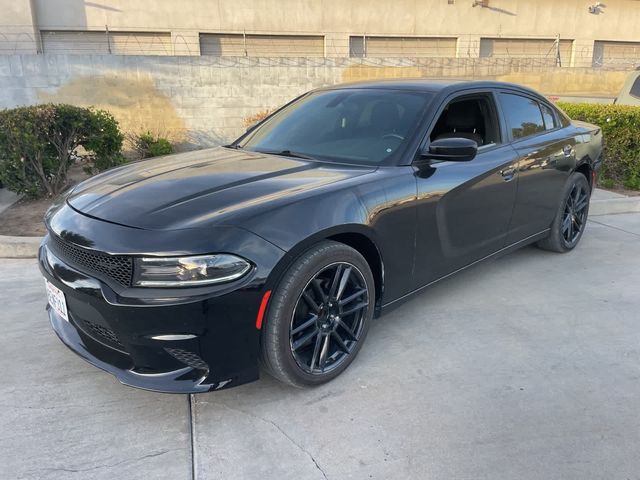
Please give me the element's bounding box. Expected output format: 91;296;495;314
624;173;640;190
243;108;274;130
82;108;127;175
556;102;640;190
598;177;616;189
129;131;174;159
0;104;124;198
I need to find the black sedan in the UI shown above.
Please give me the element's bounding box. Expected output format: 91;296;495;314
39;80;603;393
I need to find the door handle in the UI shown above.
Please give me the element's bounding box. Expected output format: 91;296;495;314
563;145;573;157
500;166;516;182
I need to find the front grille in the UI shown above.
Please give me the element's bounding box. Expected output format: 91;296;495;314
49;234;133;287
165;348;209;373
82;319;124;350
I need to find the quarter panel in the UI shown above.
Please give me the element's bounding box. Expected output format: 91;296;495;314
506;129;576;242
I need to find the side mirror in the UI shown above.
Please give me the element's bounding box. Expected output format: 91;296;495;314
421;138;478;162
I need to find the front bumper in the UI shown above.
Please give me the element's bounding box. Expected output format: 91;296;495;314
40;241;266;393
48;306;212;393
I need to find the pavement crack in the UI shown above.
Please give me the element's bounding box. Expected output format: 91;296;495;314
590;219;640;238
29;449;174;474
189;394;197;480
219;403;329;480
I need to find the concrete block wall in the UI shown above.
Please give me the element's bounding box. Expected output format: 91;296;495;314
0;55;345;147
0;54;631;148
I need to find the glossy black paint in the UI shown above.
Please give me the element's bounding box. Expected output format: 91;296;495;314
39;80;603;393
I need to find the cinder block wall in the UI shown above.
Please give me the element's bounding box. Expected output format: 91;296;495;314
0;54;630;149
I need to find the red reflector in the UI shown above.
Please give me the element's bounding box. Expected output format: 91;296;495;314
255;290;272;330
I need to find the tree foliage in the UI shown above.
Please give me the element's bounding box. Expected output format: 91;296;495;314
0;104;125;198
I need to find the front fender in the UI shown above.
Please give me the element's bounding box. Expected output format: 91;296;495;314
242;167;418;306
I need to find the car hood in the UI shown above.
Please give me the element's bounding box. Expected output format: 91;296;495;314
67;147;375;230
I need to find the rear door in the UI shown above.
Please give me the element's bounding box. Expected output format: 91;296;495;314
496;92;575;243
412;90;519;287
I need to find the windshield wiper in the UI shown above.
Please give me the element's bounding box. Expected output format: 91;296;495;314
255;149;317;161
223;144;243;150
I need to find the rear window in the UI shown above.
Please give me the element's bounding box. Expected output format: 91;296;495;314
540;104;557;130
499;93;545;140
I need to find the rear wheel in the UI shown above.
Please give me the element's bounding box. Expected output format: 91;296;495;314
260;241;374;387
537;172;591;253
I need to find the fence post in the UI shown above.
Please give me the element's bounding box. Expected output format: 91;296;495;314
363;33;367;58
105;24;112;54
37;31;44;54
243;29;247;57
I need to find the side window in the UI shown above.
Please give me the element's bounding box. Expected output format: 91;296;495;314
499;93;545;140
540;103;557;130
429;94;500;148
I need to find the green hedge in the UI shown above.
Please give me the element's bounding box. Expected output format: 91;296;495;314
0;104;125;198
557;102;640;190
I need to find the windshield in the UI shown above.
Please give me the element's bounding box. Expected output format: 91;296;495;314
237;89;433;165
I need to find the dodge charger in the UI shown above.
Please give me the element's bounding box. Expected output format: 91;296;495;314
39;80;603;393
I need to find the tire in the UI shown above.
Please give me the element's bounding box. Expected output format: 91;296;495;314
536;172;591;253
260;240;375;387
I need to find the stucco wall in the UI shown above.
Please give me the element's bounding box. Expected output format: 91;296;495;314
0;54;630;147
2;0;640;62
27;0;640;42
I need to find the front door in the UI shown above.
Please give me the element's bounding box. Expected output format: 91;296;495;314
412;92;519;287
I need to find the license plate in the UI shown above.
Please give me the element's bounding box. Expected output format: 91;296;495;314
45;279;68;322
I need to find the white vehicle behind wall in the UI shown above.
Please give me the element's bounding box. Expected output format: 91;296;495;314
614;68;640;106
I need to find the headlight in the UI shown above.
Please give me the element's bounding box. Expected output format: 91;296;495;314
132;254;251;287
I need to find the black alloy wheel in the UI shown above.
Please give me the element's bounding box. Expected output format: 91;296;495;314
537;172;591;253
290;262;369;374
562;182;589;244
260;241;375;387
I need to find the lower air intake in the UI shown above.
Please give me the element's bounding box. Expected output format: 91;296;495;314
165;348;209;374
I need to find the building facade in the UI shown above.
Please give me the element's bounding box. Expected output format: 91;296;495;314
2;0;640;68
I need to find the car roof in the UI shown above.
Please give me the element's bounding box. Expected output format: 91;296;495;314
318;78;540;96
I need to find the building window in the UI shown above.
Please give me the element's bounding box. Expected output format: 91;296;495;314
40;30;172;55
199;34;324;57
480;37;573;64
350;36;365;57
349;36;457;58
592;41;640;68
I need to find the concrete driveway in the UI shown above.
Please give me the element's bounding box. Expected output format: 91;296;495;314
1;213;639;480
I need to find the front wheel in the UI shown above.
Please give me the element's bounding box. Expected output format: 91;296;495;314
537;172;591;253
260;241;375;387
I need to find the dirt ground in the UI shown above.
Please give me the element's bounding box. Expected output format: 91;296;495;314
0;163;89;237
0;197;51;236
